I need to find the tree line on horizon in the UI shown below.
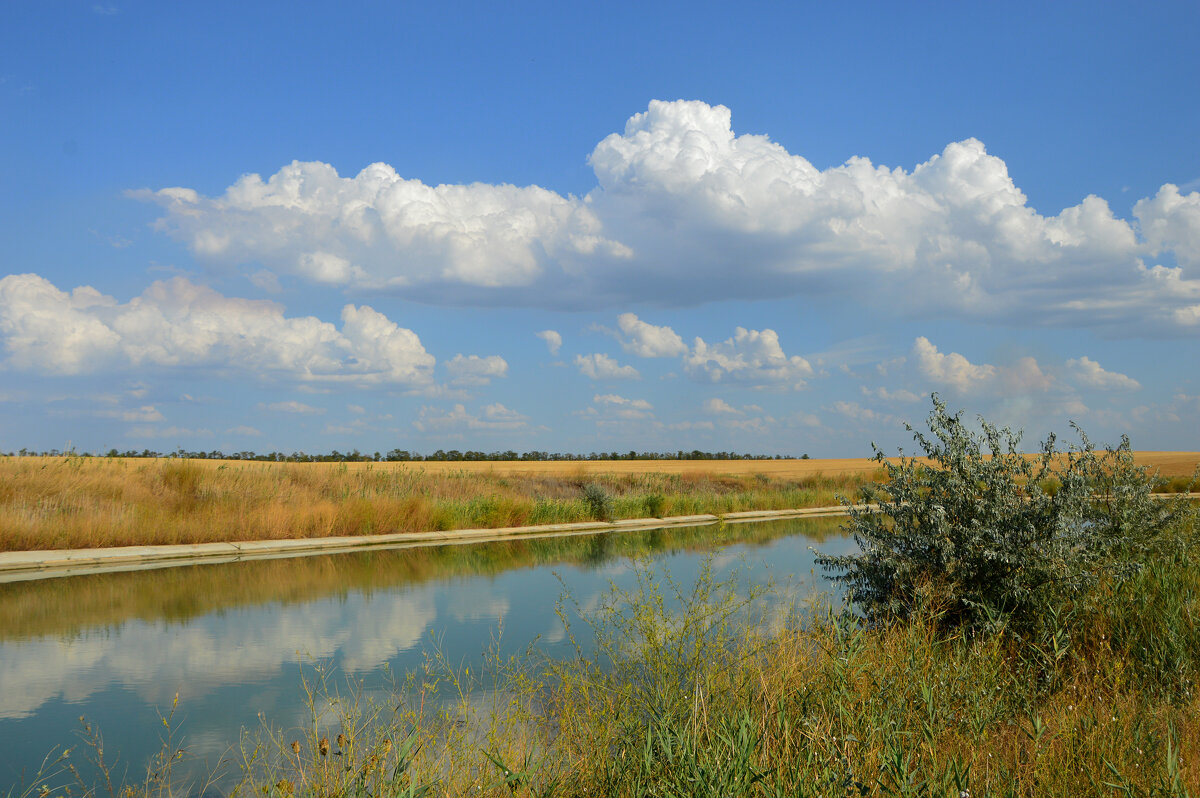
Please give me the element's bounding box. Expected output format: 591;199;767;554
6;447;809;462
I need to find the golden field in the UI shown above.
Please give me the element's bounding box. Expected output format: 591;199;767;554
171;450;1200;477
0;452;1194;552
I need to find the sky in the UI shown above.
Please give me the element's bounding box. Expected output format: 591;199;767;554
2;0;1199;458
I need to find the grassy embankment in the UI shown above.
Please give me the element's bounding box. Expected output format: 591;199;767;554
24;515;1200;797
1;453;1195;552
0;455;880;552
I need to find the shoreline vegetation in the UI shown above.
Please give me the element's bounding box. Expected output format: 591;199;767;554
21;515;1200;796
1;453;1196;553
11;400;1200;797
0;456;879;553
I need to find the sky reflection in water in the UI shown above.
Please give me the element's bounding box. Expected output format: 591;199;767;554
0;519;853;790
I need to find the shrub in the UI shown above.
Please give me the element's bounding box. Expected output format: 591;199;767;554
818;394;1196;635
582;482;614;521
643;493;665;517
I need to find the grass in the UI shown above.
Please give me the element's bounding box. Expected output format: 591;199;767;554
2;453;1195;553
19;516;1200;797
0;455;879;551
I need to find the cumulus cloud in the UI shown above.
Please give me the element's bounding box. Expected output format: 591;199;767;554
911;337;1055;396
1066;356;1141;391
95;405;164;422
861;386;921;403
575;353;639;380
260;401;324;414
724;417;774;434
911;337;997;393
616;313;687;357
535;329;562;355
413;403;528;432
0;274;435;385
1135;184;1200;267
668;420;715;431
702;397;742;415
134;160;629;303
127;425;213;439
134;100;1200;333
684;327;812;388
226;425;263;436
830;402;900;430
594;393;652;410
446;354;508;386
591;393;653;420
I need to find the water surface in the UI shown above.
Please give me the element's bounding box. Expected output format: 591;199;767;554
0;518;852;791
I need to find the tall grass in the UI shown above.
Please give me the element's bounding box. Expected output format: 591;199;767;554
23;516;1199;797
0;456;875;551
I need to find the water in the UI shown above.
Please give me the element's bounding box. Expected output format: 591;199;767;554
0;518;852;791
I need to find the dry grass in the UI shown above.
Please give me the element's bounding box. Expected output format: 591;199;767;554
57;523;1193;797
0;456;875;552
1;452;1192;553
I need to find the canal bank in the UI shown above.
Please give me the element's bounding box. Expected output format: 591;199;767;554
0;504;867;582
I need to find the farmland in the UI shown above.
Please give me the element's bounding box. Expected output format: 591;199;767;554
1;452;1195;552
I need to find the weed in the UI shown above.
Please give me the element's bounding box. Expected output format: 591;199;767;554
581;483;613;521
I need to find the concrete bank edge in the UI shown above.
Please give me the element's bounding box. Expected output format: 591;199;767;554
0;505;871;582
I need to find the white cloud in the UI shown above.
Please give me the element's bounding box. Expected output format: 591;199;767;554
131;101;1200;333
911;337;1057;396
347;404;366;414
575;353;639;380
668;420;715;431
911;337;997;393
860;386;921;403
592;393;653;420
225;425;263;436
685;327;812;388
127;425;213;439
1134;184;1200;267
95;405;164;422
535;329;562;355
322;424;360;435
260;401;324;415
616;313;686;357
0;274;435;385
702;397;742;415
413;403;528;432
593;393;652;410
248;269;282;293
724;417;774;434
831;401;898;426
446;354;508;386
786;411;824;429
1002;356;1055;393
134;160;629;300
1066;356;1141;391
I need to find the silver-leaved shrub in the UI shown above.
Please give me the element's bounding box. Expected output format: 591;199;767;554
818;395;1195;635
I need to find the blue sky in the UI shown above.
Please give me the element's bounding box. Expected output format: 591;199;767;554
2;0;1198;457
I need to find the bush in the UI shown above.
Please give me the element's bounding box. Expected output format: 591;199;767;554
582;482;614;520
818;394;1196;635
